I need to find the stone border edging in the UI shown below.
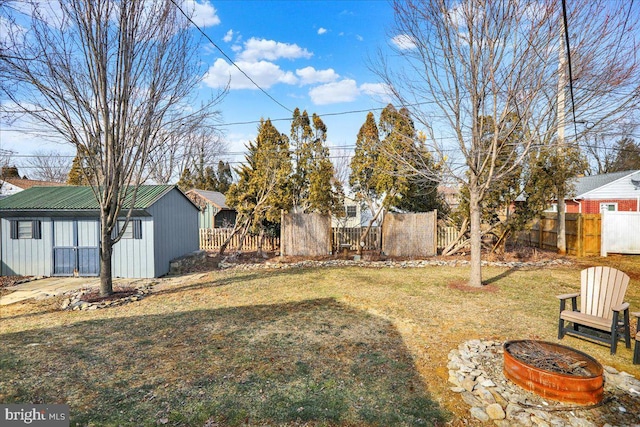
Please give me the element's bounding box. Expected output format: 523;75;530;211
448;339;640;426
218;258;572;271
61;283;154;311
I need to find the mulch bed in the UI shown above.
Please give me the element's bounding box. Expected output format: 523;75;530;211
79;286;139;304
0;276;31;288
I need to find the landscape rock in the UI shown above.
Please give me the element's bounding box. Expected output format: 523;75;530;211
486;403;506;420
448;339;640;427
470;406;490;422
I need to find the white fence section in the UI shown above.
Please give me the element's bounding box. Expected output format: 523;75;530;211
601;211;640;256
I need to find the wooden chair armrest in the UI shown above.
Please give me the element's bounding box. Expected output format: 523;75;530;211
556;293;580;300
611;302;630;312
631;311;640;318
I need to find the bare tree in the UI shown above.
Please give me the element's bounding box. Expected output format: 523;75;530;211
147;125;227;185
1;0;225;295
375;0;639;287
26;150;71;182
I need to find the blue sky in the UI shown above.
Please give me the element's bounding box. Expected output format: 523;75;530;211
199;0;397;164
0;0;400;171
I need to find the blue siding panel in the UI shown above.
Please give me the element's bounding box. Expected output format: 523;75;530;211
149;188;199;277
1;217;52;276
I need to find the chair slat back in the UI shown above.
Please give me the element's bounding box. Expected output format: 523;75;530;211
580;266;630;320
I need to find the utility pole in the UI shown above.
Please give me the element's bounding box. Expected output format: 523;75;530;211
556;17;567;255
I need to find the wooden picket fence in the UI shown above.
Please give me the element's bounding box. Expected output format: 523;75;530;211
199;228;279;252
437;226;459;250
332;227;380;251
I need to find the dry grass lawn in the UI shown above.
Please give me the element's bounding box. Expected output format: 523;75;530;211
1;254;639;426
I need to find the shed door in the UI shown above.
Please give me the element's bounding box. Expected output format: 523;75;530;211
53;219;100;276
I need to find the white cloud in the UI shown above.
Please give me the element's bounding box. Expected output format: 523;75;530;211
203;58;297;90
309;79;359;105
187;0;221;27
296;66;339;85
360;83;392;102
238;38;313;62
317;27;327;35
391;34;417;50
356;35;364;42
223;29;234;43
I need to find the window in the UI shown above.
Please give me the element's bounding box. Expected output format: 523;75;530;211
600;203;617;213
346;205;357;218
10;220;42;239
117;219;142;239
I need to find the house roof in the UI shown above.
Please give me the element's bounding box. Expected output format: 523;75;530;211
0;185;176;211
1;178;65;189
186;189;230;209
572;170;640;198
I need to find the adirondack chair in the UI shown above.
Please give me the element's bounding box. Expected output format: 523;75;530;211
633;312;640;364
557;266;631;355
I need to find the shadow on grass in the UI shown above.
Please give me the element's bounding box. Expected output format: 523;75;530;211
0;298;450;426
483;267;518;285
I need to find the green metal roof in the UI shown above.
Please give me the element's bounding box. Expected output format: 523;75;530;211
0;185;175;211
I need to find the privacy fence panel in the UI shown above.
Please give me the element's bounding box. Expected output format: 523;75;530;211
601;211;640;256
381;211;437;257
281;212;332;256
514;213;601;257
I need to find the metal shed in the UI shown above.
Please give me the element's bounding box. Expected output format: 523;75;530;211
0;185;199;278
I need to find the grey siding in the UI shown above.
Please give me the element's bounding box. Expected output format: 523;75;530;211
1;217;52;276
112;217;154;278
149;188;199;276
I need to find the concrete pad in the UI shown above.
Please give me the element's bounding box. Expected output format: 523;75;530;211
1;277;104;306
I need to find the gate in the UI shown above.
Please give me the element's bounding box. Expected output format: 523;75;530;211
53;219;100;276
601;211;640;256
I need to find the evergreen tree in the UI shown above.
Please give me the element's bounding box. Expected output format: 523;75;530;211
216;161;233;194
290;108;314;209
1;166;20;179
225;119;292;251
305;114;343;214
608;138;640;172
177;168;194;191
66;147;93;185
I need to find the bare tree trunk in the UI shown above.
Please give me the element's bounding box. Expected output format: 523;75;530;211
469;186;483;287
99;229;114;297
257;228;266;258
358;203;385;255
219;215;249;256
557;192;567;255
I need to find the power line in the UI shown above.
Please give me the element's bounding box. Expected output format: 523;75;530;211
169;0;293;114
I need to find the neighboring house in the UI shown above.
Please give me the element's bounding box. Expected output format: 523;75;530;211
552;170;640;214
185;189;237;228
0;178;64;197
0;185;198;278
439;185;461;213
332;195;365;228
